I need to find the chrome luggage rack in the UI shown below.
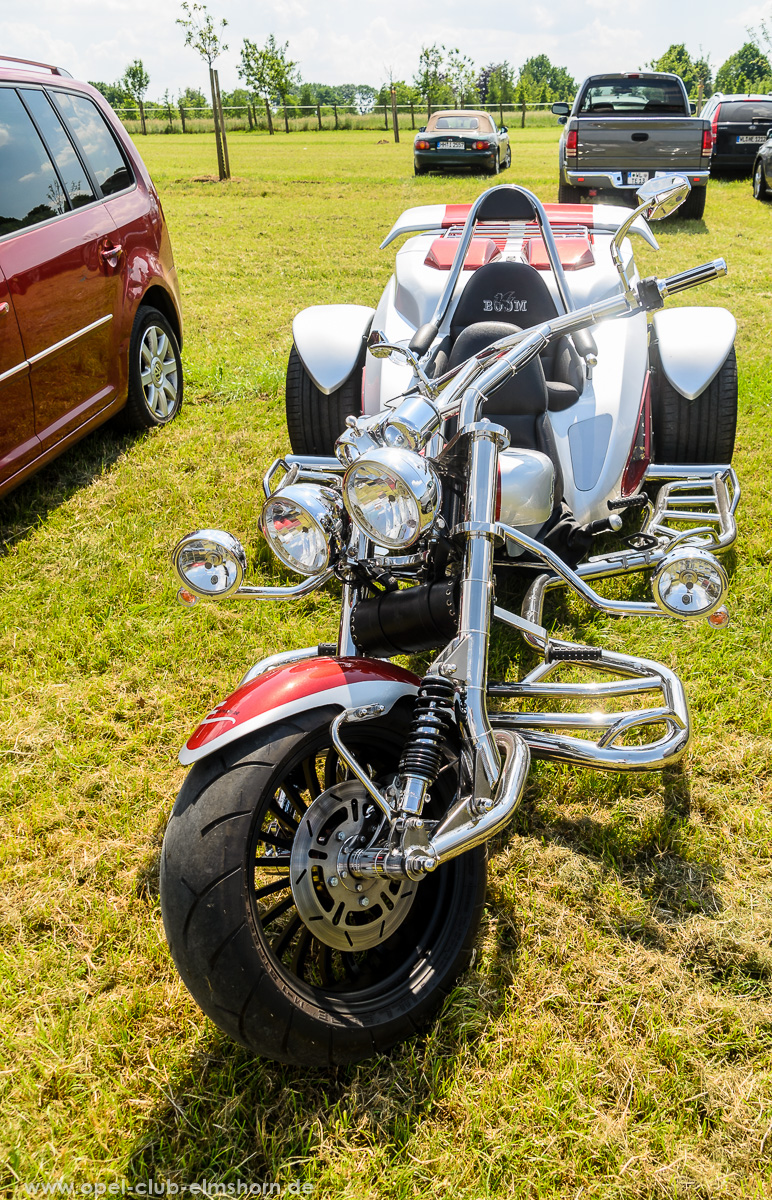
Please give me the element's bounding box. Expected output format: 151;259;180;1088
483;465;739;772
578;464;739;585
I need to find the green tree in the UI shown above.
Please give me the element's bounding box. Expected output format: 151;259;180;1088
240;35;298;133
716;41;772;91
414;44;453;114
649;43;714;99
178;85;209;114
375;80;421;107
122;59;150;134
177;1;230;178
89;80;128;111
477;62;517;106
518;54;576;103
445;49;478;106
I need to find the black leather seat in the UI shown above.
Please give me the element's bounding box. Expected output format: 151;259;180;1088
443;261;584;428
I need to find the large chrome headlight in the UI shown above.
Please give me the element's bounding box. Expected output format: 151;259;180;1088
172;530;247;598
261;484;343;576
342;447;441;549
651;547;728;620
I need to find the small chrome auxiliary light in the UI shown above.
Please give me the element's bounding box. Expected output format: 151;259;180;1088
172;530;248;599
650;547;729;621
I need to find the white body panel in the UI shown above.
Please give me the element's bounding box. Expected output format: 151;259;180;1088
291;196;732;535
652;307;736;400
292;304;374;395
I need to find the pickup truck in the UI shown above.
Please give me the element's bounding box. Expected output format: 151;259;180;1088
552;72;713;219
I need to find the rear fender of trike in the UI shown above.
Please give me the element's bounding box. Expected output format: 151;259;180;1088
651;306;736;400
180;656;420;765
292;304;375;395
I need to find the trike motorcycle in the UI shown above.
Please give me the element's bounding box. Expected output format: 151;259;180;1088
161;178;740;1067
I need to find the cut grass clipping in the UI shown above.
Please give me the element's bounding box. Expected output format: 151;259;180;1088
1;129;772;1198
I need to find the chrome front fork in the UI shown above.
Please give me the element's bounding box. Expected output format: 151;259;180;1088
431;420;518;807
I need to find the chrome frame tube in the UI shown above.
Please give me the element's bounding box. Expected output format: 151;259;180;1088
233;569;334;599
428;185;579;336
486;637;691;771
330;709;393;820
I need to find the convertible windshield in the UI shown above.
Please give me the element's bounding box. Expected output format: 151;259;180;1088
426;112;495;133
578;78;686;115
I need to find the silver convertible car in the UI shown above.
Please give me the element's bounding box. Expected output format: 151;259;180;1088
413;110;511;176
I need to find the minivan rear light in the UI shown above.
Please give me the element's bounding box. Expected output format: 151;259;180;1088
711;105;720;141
702;128;713;154
566;129;578;154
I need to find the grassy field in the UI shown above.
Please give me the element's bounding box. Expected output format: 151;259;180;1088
1;127;772;1197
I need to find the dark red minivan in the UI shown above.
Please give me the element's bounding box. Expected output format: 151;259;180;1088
0;56;183;497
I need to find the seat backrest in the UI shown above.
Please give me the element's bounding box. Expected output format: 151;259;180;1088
450;261;558;340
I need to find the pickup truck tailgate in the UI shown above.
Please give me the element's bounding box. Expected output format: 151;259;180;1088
577;118;707;170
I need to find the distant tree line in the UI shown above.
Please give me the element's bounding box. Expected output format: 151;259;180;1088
90;25;772;131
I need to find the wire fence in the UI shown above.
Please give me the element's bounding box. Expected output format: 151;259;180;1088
115;100;560;136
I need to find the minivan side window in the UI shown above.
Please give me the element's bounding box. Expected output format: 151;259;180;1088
52;91;133;196
20;88;96;210
0;87;68;237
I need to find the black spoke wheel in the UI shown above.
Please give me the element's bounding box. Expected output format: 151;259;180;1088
160;707;487;1066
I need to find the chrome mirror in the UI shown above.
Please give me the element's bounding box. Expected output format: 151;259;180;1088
172;530;247;599
635;175;690;221
366;330;438;398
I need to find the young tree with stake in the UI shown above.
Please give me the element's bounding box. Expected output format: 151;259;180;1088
177;1;230;179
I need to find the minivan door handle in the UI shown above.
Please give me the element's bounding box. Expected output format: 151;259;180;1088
100;244;123;270
632;132;649;142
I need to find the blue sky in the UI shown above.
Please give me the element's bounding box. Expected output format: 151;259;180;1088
2;0;770;97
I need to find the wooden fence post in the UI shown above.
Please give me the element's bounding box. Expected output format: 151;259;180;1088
383;103;389;131
209;66;226;180
334;104;338;129
316;103;322;130
179;103;186;133
390;87;399;143
521;95;526;128
283;102;289;133
499;98;504;127
410;102;415;129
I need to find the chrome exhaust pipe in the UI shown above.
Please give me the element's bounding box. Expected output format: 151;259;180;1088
429;729;530;865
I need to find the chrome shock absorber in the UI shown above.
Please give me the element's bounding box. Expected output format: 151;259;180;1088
396;674;456;814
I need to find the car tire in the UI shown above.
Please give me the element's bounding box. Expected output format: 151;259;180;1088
487;155;500;176
677;186;707;220
414;164;425;176
503;146;512;170
120;306;183;430
558;181;583;204
651;344;737;464
285;343;363;456
753;159;770;200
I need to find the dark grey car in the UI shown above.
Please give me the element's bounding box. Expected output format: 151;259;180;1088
701;94;772;173
752;130;772;199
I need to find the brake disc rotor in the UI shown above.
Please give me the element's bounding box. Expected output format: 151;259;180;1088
290;780;418;951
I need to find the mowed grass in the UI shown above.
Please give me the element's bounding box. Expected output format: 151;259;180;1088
1;127;772;1196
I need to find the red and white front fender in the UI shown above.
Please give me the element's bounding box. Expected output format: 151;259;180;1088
180;657;420;766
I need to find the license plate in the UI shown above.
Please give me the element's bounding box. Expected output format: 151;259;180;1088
737;135;765;143
437;141;464;150
627;171;649;185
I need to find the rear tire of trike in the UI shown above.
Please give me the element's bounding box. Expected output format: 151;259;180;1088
159;709;488;1067
285;343;362;456
651;344;737;464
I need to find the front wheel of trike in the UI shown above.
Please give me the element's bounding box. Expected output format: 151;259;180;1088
160;708;487;1067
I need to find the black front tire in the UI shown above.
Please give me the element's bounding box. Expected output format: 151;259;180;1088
558;181;583;204
651;345;737;464
160;709;487;1067
753;159;770;200
285;343;363;456
120;306;183;430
